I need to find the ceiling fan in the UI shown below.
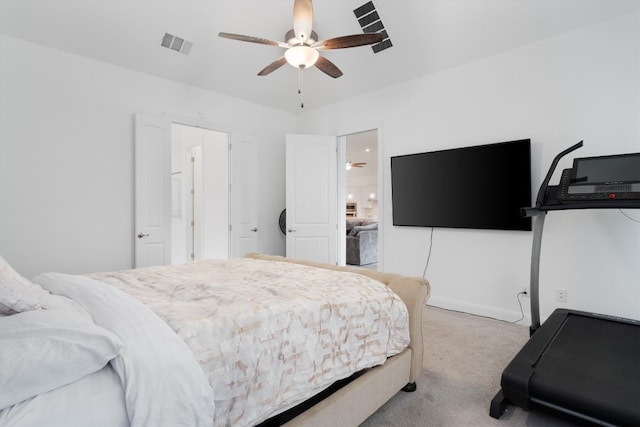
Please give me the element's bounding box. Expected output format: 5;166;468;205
219;0;383;105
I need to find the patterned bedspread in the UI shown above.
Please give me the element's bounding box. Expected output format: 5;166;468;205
88;258;409;427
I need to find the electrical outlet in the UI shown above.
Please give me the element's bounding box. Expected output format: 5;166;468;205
556;288;567;303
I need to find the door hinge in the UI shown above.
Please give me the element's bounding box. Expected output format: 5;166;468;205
191;157;195;163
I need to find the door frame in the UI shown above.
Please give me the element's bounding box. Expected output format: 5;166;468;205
185;144;203;262
336;123;384;270
169;117;231;261
167;115;259;261
138;113;238;263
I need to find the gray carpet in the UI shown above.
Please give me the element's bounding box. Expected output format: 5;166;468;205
361;306;581;426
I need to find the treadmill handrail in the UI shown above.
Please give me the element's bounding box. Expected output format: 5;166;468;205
528;141;582;334
535;140;583;208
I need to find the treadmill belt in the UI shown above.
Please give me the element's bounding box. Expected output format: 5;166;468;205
529;312;640;425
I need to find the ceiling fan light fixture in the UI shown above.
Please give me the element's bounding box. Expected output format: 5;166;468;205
285;45;319;68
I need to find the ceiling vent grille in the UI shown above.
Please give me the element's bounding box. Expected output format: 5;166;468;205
353;1;392;53
161;33;193;55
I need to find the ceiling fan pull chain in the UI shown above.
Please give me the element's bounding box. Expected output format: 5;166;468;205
298;67;304;108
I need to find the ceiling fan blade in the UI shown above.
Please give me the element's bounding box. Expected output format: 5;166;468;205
314;55;343;78
218;32;287;48
257;57;288;76
313;33;383;50
293;0;313;43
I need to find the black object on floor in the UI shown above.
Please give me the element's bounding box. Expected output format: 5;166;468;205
491;309;640;426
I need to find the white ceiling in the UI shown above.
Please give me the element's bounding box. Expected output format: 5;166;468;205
1;0;638;114
346;130;378;178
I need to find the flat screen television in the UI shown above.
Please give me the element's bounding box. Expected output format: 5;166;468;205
391;139;532;231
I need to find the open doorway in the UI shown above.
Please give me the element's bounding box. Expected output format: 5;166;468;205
344;130;379;269
170;123;229;263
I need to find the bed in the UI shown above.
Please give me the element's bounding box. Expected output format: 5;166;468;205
0;252;430;426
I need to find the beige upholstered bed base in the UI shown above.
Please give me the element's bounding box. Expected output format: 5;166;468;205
244;254;431;426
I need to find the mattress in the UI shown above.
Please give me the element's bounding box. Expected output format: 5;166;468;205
86;258;410;426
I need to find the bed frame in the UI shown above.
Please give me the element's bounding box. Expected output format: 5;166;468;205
244;253;431;426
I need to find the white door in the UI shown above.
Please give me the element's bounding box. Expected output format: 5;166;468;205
286;134;337;264
134;113;171;267
230;135;259;257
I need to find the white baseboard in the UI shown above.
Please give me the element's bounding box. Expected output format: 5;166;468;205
427;296;531;326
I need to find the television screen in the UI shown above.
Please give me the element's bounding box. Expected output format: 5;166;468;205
391;139;532;231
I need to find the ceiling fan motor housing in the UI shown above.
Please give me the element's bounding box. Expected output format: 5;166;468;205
285;29;318;46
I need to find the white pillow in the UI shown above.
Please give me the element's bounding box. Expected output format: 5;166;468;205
0;308;124;410
0;255;46;315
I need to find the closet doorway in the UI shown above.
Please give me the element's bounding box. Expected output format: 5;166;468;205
170;123;229;263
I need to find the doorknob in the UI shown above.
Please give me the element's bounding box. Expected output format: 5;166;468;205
287;229;296;233
137;233;150;239
251;228;258;232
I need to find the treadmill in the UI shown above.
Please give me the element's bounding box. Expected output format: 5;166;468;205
490;142;640;426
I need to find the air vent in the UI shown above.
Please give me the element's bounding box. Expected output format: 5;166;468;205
160;32;193;55
353;1;392;53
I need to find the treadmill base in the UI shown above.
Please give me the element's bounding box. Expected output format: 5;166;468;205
490;309;640;426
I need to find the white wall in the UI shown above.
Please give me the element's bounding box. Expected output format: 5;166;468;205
346;174;378;219
298;12;640;322
0;35;294;279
